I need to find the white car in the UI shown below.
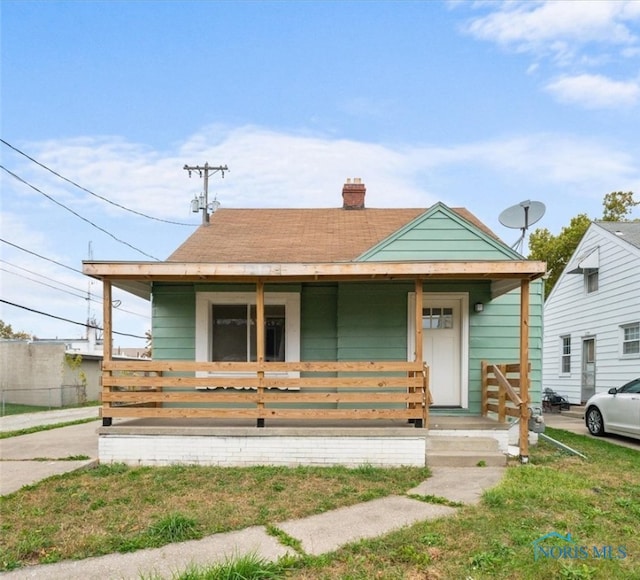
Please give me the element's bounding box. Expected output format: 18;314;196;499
585;378;640;440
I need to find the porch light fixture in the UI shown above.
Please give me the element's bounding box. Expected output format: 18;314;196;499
474;302;484;313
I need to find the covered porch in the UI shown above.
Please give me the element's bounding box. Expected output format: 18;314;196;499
84;259;545;464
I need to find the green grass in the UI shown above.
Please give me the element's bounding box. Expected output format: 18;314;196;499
0;401;99;417
1;427;638;579
0;403;51;416
0;418;98;440
0;464;428;571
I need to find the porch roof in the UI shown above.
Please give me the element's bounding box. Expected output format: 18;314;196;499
83;259;547;300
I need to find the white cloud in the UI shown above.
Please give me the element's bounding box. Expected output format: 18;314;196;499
461;1;640;107
465;1;639;59
545;73;640;108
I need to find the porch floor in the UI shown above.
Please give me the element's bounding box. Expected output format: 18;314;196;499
98;415;510;435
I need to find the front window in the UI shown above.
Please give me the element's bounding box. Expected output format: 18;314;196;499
561;335;571;374
195;292;300;366
211;304;285;362
621;323;640;357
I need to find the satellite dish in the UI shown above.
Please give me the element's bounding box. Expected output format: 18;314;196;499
498;200;546;252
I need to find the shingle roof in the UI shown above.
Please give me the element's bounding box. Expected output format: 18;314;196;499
167;206;497;263
596;221;640;250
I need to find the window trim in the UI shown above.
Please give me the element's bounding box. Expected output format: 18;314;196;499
620;322;640;359
195;292;301;373
560;335;571;375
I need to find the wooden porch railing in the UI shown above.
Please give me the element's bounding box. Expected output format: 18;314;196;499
100;360;430;427
481;361;530;423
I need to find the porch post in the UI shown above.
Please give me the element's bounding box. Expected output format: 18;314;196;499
414;279;423;362
519;278;530;462
256;280;265;427
102;279;113;426
414;279;424;427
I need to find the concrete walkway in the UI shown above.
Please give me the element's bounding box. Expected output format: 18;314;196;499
0;407;100;496
0;408;508;579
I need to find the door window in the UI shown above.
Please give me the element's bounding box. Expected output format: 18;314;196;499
422;307;453;329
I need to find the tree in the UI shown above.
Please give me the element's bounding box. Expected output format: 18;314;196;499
528;191;638;298
0;319;32;340
143;329;152;358
602;191;639;221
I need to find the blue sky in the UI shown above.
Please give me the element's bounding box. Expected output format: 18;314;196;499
2;0;640;346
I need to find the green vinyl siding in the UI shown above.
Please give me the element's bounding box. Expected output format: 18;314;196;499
337;283;411;361
152;284;196;360
301;285;338;362
358;204;521;262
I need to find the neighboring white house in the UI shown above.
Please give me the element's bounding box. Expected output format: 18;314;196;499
542;221;640;404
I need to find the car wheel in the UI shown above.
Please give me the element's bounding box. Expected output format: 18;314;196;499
586;407;605;436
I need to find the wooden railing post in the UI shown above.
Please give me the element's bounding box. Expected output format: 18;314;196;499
481;360;488;417
497;364;507;423
422;363;429;428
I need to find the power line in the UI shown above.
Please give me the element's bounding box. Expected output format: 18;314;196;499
1;259;89;294
0;238;83;274
1;138;196;227
0;262;148;319
0;165;160;260
1;267;88;301
0;299;147;339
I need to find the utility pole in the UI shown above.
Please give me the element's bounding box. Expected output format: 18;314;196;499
183;162;229;224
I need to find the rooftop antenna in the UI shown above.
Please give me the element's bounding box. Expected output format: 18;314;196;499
498;200;546;254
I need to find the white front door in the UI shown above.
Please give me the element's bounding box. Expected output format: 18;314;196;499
409;293;467;408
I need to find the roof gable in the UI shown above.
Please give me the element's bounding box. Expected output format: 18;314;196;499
357;202;520;262
547;221;640;303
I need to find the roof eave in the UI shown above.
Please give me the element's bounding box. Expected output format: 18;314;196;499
84;260;547;300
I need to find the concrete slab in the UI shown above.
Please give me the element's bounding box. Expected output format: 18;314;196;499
408;466;506;505
0;525;294;580
0;420;100;496
276;495;456;555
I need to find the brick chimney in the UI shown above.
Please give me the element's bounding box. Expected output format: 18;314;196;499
342;178;366;210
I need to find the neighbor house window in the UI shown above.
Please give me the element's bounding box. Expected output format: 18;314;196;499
561;335;571;374
621;322;640;356
585;269;599;293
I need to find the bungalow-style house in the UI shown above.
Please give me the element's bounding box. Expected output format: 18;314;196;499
84;179;545;467
542;221;640;404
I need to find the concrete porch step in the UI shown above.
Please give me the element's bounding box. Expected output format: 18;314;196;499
426;436;507;467
426;450;507;467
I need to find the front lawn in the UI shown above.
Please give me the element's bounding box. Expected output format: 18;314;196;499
1;427;638;579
